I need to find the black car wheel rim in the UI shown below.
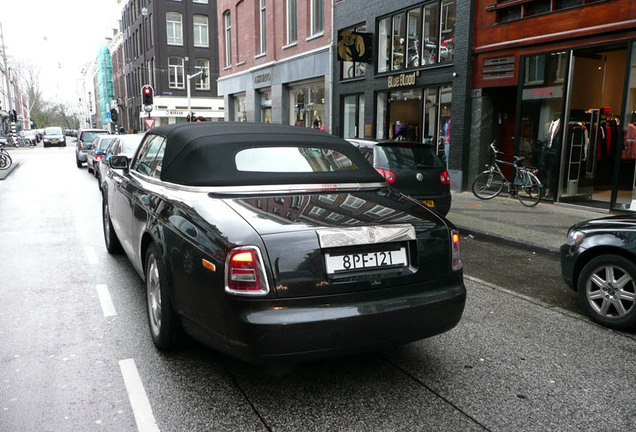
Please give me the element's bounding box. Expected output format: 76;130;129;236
147;255;162;337
586;264;636;319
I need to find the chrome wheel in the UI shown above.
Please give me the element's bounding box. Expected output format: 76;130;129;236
585;264;635;319
147;254;162;338
578;255;636;330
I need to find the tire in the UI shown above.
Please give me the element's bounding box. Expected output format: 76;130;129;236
472;171;504;199
87;163;93;174
102;199;122;254
516;172;542;207
0;153;11;170
76;156;82;168
145;243;181;350
577;254;636;330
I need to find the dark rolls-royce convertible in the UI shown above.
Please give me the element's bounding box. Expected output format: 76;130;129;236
102;123;466;363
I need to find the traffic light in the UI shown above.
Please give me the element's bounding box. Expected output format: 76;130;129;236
142;85;154;106
110;108;118;123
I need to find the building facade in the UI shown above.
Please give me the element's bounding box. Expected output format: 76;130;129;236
109;30;129;132
332;0;471;190
96;42;115;131
472;0;636;211
120;0;223;131
217;0;332;131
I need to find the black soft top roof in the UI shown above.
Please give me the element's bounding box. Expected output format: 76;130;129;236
146;122;383;187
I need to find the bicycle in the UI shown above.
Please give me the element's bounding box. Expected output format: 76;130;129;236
472;141;543;207
0;143;13;170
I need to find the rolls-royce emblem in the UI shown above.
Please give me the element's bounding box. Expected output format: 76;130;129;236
368;229;377;243
416;172;424;182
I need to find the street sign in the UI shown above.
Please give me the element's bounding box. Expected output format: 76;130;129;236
144;118;156;129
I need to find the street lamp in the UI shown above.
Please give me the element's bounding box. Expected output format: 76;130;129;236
186;70;205;121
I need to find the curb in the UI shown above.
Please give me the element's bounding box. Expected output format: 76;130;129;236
0;160;22;180
455;224;560;259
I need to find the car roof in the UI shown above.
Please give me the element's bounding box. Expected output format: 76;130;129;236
147;122;382;187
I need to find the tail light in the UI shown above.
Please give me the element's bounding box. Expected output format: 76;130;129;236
96;154;103;161
375;168;396;184
451;230;462;271
440;170;451;185
225;246;270;296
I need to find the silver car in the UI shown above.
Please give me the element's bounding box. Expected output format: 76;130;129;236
76;129;109;167
98;134;145;190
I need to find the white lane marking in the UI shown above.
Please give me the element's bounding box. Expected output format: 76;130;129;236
86;246;98;264
96;284;117;317
119;359;160;432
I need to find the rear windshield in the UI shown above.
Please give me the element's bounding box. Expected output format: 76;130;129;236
97;137;117;150
120;135;144;154
235;147;357;173
374;144;443;169
81;131;108;142
44;127;63;135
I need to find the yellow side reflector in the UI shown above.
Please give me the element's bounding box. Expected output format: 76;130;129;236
202;259;216;272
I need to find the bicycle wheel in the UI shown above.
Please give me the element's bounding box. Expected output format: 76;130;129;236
0;153;12;170
517;172;542;207
472;171;505;199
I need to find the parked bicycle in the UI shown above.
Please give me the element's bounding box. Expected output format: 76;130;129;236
0;143;13;170
472;141;543;207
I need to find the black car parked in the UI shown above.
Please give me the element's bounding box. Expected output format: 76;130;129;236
348;139;452;216
561;215;636;330
101;123;466;363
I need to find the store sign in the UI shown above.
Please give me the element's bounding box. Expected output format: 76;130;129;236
254;70;272;87
337;30;372;63
166;110;185;116
522;86;563;100
387;72;418;89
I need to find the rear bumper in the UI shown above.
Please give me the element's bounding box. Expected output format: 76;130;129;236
222;280;466;363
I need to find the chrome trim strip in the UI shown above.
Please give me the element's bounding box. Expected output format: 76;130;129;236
316;224;416;248
129;172;385;195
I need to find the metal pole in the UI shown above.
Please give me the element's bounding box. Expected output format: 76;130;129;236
186;70;203;121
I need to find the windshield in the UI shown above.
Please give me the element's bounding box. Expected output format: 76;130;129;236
44;127;63;135
121;135;144;154
374;145;443;169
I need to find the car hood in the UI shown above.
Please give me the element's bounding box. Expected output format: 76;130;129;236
221;187;453;298
571;215;636;233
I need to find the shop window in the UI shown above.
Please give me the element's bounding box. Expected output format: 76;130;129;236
524;55;546;85
260;90;272;123
376;0;456;72
233;94;247;122
290;83;325;129
341;24;366;80
343;94;365;139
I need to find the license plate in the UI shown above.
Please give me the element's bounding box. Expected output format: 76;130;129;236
324;247;408;274
421;200;434;208
52;141;58;144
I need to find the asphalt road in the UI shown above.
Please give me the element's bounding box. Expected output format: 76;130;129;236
1;144;635;432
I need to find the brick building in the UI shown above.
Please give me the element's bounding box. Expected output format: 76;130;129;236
217;0;332;130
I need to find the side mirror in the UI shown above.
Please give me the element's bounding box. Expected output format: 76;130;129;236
109;155;129;170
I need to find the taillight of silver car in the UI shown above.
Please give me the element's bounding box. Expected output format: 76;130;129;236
225;246;270;296
451;230;462;271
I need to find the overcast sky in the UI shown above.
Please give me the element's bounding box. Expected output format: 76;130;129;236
1;0;122;107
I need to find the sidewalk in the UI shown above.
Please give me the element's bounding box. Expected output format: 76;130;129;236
446;191;607;257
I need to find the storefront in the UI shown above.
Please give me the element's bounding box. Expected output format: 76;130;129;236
517;41;636;210
333;0;471;189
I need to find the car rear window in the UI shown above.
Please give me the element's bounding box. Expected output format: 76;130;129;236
81;131;108;142
97;137;117;150
235;147;357;173
374;144;443;169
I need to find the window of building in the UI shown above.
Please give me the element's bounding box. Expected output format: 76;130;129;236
224;11;232;68
166;12;183;46
168;56;185;88
326;212;345;222
343;94;365;139
286;0;298;45
309;206;325;217
194;58;210;90
341;194;366;211
310;0;323;36
377;1;455;73
492;0;608;23
524;55;546;85
258;0;267;54
341;24;366;80
364;205;394;218
233;94;246;121
193;15;209;47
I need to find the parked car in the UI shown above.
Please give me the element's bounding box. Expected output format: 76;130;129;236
42;127;66;148
561;215;636;330
97;133;144;188
21;130;38;145
101;123;466;364
76;129;109;167
348;139;452;216
86;135;118;176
